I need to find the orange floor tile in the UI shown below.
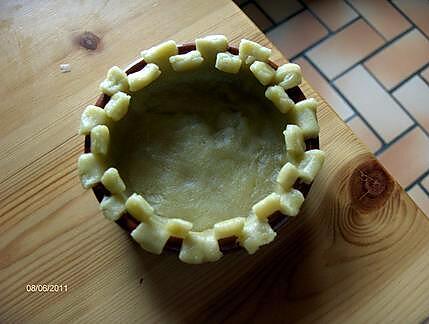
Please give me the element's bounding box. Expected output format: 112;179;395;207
303;0;358;31
307;19;384;79
267;11;328;58
348;0;410;40
334;65;413;142
364;29;429;90
393;76;429;133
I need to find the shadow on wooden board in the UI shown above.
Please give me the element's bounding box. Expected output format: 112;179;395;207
131;155;425;323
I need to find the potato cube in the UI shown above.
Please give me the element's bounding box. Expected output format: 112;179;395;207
240;213;276;254
169;50;204;72
79;105;108;135
77;153;106;189
141;40;178;66
101;167;126;194
90;125;109;155
104;91;130;121
277;163;300;190
275;63;302;90
287;98;319;138
215;52;242;74
125;193;155;222
239;39;271;64
179;230;222;264
265;85;295;113
252;192;281;220
100;194;126;221
279;189;304;216
214;217;245;239
99;66;129;96
166;218;193;238
250;61;275;86
283;124;305;156
128;63;161;92
196;35;228;61
131;218;170;255
298;149;326;183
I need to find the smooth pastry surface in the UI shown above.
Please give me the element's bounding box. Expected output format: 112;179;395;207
108;67;286;231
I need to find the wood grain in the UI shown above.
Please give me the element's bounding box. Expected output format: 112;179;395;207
1;0;429;323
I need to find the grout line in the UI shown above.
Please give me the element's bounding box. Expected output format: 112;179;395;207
303;54;387;148
289;16;361;61
264;8;307;33
289;34;331;61
249;0;277;27
421;73;429;87
405;169;429;192
344;0;387;41
362;64;429;139
297;0;333;33
388;0;429;42
419;182;429;197
331;61;364;83
389;62;429;93
330;26;414;81
374;124;416;156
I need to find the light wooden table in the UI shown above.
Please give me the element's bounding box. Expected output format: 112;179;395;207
1;0;429;323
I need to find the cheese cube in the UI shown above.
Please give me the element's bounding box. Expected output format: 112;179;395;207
100;194;126;221
179;230;222;264
104;91;131;121
250;61;275;86
283;124;305;156
215;52;242;74
240;213;276;254
77;153;106;189
79;105;108;135
279;189;304;216
166;218;193;238
169;50;204;72
298;149;326;184
277;163;300;190
239;39;271;65
288;98;319;139
128;63;161;92
125;193;155;222
265;85;295;113
275;63;302;90
214;217;245;239
101;167;126;194
252;193;281;220
141;40;178;66
131;218;170;255
90;125;109;155
99;66;129;96
196;35;228;61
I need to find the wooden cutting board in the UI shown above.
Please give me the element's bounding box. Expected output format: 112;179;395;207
1;0;429;322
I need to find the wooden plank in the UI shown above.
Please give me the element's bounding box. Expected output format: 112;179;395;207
1;0;428;322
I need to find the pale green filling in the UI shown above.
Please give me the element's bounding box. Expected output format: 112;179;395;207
108;65;288;231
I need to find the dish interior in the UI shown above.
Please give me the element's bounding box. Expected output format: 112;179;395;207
108;65;287;231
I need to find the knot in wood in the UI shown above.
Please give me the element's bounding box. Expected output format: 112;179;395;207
79;31;100;50
350;160;394;213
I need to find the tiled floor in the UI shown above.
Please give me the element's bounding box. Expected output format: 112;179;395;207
236;0;429;216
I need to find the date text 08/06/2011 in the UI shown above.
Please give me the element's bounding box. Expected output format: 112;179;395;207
26;284;68;293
